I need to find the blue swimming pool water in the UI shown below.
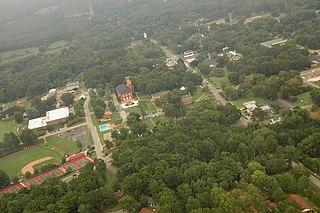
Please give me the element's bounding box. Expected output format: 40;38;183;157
99;125;108;131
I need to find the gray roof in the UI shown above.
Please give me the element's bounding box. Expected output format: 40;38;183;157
260;38;287;48
310;55;320;62
151;90;169;98
116;84;131;94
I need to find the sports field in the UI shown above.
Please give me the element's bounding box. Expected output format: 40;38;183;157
0;136;80;178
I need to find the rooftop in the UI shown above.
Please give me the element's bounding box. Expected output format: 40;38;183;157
260;38;287;48
46;107;69;122
116;84;132;94
151;91;169;98
28;117;47;130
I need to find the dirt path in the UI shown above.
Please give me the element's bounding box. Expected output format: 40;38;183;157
21;157;53;174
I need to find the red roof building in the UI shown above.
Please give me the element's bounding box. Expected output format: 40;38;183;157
289;194;313;212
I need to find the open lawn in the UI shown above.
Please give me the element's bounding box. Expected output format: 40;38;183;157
111;112;121;122
232;96;270;108
0;119;17;142
46;136;81;155
0;40;72;64
209;76;228;89
0;47;39;64
127;106;142;115
295;92;311;107
5;98;32;110
140;100;158;113
142;118;155;130
0;145;64;178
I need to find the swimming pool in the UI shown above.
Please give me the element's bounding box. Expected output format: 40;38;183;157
99;125;108;132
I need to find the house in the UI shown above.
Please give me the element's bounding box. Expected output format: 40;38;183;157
151;91;169;101
243;101;257;115
184;50;197;64
243;16;261;25
260;38;287;48
49;89;57;96
28;107;69;130
116;85;133;104
66;81;80;91
15;101;24;108
310;55;320;67
181;93;193;105
165;58;177;68
227;51;243;62
125;77;135;93
289;194;313;212
104;110;112;120
260;105;272;113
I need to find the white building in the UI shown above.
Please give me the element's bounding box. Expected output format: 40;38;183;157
243;101;257;115
28;107;69;130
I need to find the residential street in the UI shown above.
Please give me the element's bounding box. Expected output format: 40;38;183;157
292;161;320;190
152;38;250;125
84;93;117;173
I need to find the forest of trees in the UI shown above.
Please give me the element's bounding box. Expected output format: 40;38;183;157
112;102;320;212
1;0;320;212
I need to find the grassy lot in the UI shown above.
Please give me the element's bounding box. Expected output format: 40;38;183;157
0;47;39;64
232;96;270;108
127;106;142;115
0;40;71;64
46;136;81;155
142;118;155;130
0;145;64;178
5;98;32;109
140;100;158;113
0;119;17;142
295;92;311;107
111;112;121;122
208;76;228;89
87;131;94;145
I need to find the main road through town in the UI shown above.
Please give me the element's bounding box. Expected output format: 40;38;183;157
151;39;250;125
84;93;117;173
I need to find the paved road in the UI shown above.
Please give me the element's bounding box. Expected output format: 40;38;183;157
84;94;117;173
84;95;103;159
38;123;87;139
292;161;320;189
152;38;250;125
303;79;320;89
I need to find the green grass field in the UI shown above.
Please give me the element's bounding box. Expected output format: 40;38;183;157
0;40;71;64
295;92;311;107
140;100;158;113
0;136;80;178
209;76;228;89
0;145;64;178
46;136;81;155
127;106;142;115
0;47;39;64
232;96;270;108
0;119;17;142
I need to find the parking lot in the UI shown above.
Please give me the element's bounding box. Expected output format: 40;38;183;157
58;126;89;150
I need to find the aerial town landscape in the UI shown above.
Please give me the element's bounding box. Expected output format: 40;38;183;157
0;0;320;212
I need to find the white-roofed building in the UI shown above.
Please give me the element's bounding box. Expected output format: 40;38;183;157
27;107;69;130
46;107;69;126
28;117;47;130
